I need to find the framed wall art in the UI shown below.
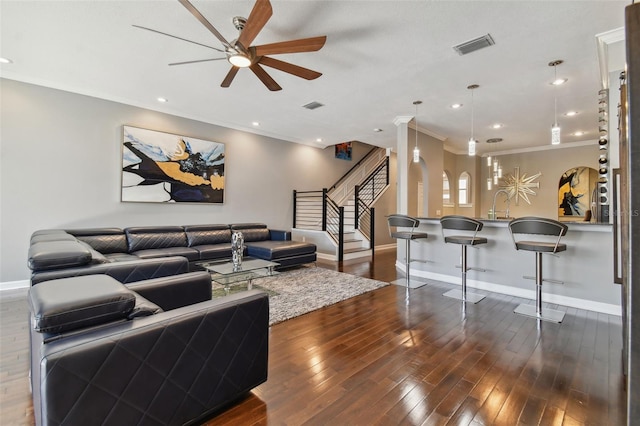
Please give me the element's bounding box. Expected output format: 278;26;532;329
334;142;352;161
121;126;225;203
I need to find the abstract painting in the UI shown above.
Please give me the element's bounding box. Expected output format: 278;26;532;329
335;142;352;161
122;126;225;203
558;166;597;217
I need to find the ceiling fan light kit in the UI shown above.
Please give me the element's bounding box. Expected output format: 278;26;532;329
137;0;327;91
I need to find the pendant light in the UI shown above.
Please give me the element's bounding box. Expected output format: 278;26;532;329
549;60;563;145
467;84;479;156
413;100;422;163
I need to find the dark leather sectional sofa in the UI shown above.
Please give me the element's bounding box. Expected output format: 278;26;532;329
28;223;317;285
28;272;269;425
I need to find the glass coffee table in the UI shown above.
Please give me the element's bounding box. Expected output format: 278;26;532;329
197;257;279;295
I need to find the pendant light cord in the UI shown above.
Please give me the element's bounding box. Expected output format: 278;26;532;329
471;88;475;139
415;103;418;149
554;64;558;125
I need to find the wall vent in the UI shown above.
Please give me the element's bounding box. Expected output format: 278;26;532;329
453;34;495;55
302;101;325;110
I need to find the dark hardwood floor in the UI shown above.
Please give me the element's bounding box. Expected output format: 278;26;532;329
0;250;627;425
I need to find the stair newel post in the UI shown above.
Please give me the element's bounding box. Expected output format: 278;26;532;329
338;206;345;262
370;207;375;253
292;190;297;228
322;188;328;232
354;185;360;230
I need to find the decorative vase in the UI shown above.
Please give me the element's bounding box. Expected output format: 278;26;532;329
231;231;244;270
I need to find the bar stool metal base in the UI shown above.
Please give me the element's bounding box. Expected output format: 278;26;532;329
442;289;485;304
514;303;565;323
390;277;428;289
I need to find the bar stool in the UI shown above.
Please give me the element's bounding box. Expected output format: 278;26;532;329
387;214;428;288
508;216;568;323
440;215;487;303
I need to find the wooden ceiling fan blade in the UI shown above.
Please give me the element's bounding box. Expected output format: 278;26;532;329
178;0;233;49
250;63;282;91
132;25;225;52
259;56;322;80
169;58;227;66
237;0;273;48
254;36;327;56
221;66;240;87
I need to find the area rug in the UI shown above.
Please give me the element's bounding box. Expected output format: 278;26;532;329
215;266;388;325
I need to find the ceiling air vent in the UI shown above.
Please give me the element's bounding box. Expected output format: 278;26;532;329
302;101;325;110
453;34;495;56
486;138;503;144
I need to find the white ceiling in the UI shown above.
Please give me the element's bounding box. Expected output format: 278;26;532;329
0;0;627;154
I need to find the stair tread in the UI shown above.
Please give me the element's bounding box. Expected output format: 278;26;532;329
344;247;371;254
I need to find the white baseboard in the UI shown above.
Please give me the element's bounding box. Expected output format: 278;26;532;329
395;261;621;316
1;279;30;291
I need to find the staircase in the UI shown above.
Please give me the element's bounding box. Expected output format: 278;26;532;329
293;147;389;261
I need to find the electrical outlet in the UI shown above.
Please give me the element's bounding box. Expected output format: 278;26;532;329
436;209;441;216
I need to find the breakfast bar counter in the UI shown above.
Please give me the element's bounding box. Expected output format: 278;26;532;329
396;218;620;315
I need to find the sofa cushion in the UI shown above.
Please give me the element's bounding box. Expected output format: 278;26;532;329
184;224;231;246
77;241;110;264
230;223;269;242
28;240;92;272
103;252;140;262
132;247;200;261
125;226;188;252
192;243;233;261
28;275;135;333
246;240;317;260
68;228;129;254
128;293;163;319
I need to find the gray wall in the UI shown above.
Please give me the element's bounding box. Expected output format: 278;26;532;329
0;79;372;282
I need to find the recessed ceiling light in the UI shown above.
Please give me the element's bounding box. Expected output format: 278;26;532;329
316;138;323;143
450;103;463;109
565;111;578;116
491;123;503;129
252;121;260;126
157;97;168;103
573;131;586;136
551;78;568;86
0;57;13;64
373;128;383;132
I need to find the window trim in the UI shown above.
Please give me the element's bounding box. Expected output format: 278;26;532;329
458;171;473;207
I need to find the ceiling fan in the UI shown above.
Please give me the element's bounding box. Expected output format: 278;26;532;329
134;0;327;91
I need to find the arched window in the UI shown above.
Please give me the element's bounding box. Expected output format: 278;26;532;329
458;171;472;206
443;171;453;207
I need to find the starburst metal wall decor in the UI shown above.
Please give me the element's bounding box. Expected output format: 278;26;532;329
500;167;541;205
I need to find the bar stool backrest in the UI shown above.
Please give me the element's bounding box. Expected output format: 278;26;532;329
387;214;420;238
508;216;568;251
440;215;483;241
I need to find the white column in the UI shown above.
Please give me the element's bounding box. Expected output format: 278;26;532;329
394;116;413;214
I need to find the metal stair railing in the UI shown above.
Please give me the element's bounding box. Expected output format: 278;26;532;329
328;147;387;206
293;147;388;260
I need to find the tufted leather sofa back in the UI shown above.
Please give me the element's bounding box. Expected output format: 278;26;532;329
125;226;188;252
184;224;232;246
230;223;270;242
67;228;129;254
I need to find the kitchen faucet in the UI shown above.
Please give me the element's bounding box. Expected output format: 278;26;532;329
491;189;511;219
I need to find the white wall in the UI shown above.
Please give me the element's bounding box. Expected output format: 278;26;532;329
0;79;372;282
